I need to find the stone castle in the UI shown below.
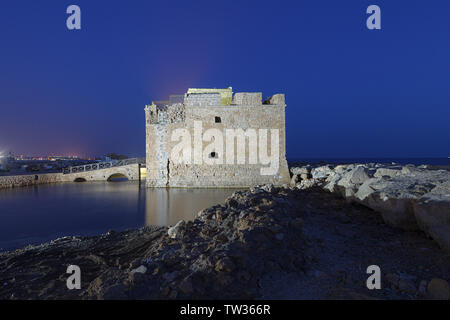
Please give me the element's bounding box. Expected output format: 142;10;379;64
145;87;290;187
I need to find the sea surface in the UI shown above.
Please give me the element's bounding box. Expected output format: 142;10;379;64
0;181;240;252
288;157;450;166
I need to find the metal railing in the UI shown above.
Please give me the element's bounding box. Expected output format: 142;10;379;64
63;158;145;174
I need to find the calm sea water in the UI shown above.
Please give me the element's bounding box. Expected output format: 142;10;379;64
288;157;450;166
0;182;240;252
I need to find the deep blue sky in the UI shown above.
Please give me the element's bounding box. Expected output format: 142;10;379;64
0;0;449;158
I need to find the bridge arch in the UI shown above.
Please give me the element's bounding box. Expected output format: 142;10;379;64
74;177;87;182
106;173;129;182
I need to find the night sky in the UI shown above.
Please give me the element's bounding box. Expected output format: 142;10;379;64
0;0;449;159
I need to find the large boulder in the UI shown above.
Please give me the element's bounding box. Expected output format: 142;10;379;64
354;178;387;202
356;170;449;231
333;165;348;174
295;178;320;190
290;174;299;187
359;176;436;230
290;166;311;176
323;173;343;193
336;166;372;199
365;190;419;230
374;167;402;178
414;182;450;252
311;165;334;180
348;166;372;184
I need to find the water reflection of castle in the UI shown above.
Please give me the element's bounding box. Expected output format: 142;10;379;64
145;188;241;226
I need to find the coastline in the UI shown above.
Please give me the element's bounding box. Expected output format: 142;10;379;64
1;158;448;190
1;162;449;299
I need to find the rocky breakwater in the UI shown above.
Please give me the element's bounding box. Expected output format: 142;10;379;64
290;163;450;252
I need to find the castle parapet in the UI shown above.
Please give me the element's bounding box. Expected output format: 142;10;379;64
264;94;285;105
232;92;262;105
184;93;221;107
145;103;185;125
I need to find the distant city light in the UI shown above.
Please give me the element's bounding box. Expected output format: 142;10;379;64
0;151;102;162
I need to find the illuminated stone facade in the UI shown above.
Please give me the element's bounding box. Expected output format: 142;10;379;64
145;87;290;188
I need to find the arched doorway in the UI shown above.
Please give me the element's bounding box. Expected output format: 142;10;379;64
107;173;129;182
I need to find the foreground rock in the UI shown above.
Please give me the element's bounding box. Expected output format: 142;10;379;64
290;163;450;252
427;278;450;300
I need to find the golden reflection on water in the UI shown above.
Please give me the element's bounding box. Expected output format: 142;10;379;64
145;188;242;226
0;181;242;250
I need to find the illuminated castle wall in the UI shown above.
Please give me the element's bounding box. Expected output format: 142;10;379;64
145;87;290;187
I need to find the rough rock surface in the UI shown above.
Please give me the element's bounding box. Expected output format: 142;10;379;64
0;183;448;300
290;163;450;252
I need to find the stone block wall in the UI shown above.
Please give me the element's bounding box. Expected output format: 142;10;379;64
0;173;62;189
233;92;262;105
184;93;222;107
145;123;170;187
